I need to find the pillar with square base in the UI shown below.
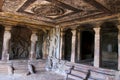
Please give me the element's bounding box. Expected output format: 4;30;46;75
2;26;12;61
60;30;65;60
117;25;120;70
30;30;38;60
76;29;82;62
71;29;77;63
93;27;101;67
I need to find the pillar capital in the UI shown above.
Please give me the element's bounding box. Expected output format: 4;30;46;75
60;31;65;37
117;24;120;30
31;33;38;43
71;29;76;39
95;22;102;27
31;29;38;34
71;29;76;35
118;13;120;20
93;27;100;35
77;28;84;32
4;25;12;31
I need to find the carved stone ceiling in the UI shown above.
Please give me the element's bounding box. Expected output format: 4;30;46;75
1;0;120;27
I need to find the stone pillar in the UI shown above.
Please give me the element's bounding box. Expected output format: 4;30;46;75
76;29;81;62
118;25;120;70
93;27;101;67
43;40;47;59
71;29;77;62
2;27;12;61
60;30;65;59
30;30;38;60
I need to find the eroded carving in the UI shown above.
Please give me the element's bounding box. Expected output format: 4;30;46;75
10;26;32;59
32;4;66;17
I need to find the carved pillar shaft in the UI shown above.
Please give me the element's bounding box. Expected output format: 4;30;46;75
94;27;100;67
60;31;65;59
43;40;47;59
76;29;81;62
30;31;38;60
2;27;12;61
71;29;77;62
118;25;120;70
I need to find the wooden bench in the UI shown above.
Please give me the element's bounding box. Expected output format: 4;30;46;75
88;68;116;80
65;65;90;80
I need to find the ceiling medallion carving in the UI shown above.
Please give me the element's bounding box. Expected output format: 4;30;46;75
32;4;66;16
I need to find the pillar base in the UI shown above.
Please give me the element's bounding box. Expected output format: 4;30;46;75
2;53;9;61
43;54;48;59
29;53;36;60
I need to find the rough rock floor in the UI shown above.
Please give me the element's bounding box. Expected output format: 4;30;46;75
0;71;66;80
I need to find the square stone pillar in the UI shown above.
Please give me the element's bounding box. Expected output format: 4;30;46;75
2;26;12;61
93;27;101;67
30;30;38;60
60;30;65;59
76;29;81;62
71;29;77;62
118;25;120;70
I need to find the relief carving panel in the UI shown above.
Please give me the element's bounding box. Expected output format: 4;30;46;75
9;26;32;60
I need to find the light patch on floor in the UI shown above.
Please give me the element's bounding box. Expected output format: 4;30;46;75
0;71;65;80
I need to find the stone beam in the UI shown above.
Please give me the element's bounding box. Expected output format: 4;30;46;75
59;14;118;28
0;12;55;28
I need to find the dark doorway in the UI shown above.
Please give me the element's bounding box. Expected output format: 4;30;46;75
64;29;72;61
81;30;94;65
0;25;4;59
101;22;118;70
10;26;32;60
36;31;44;59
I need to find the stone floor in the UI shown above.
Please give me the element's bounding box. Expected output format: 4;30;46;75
0;71;66;80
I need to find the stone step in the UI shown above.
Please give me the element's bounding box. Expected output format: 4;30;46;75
71;70;87;79
14;70;28;75
68;74;84;80
0;65;9;74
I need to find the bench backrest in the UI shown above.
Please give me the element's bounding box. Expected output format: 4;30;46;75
88;68;116;80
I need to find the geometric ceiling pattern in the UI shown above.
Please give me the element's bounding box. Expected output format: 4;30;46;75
1;0;120;27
